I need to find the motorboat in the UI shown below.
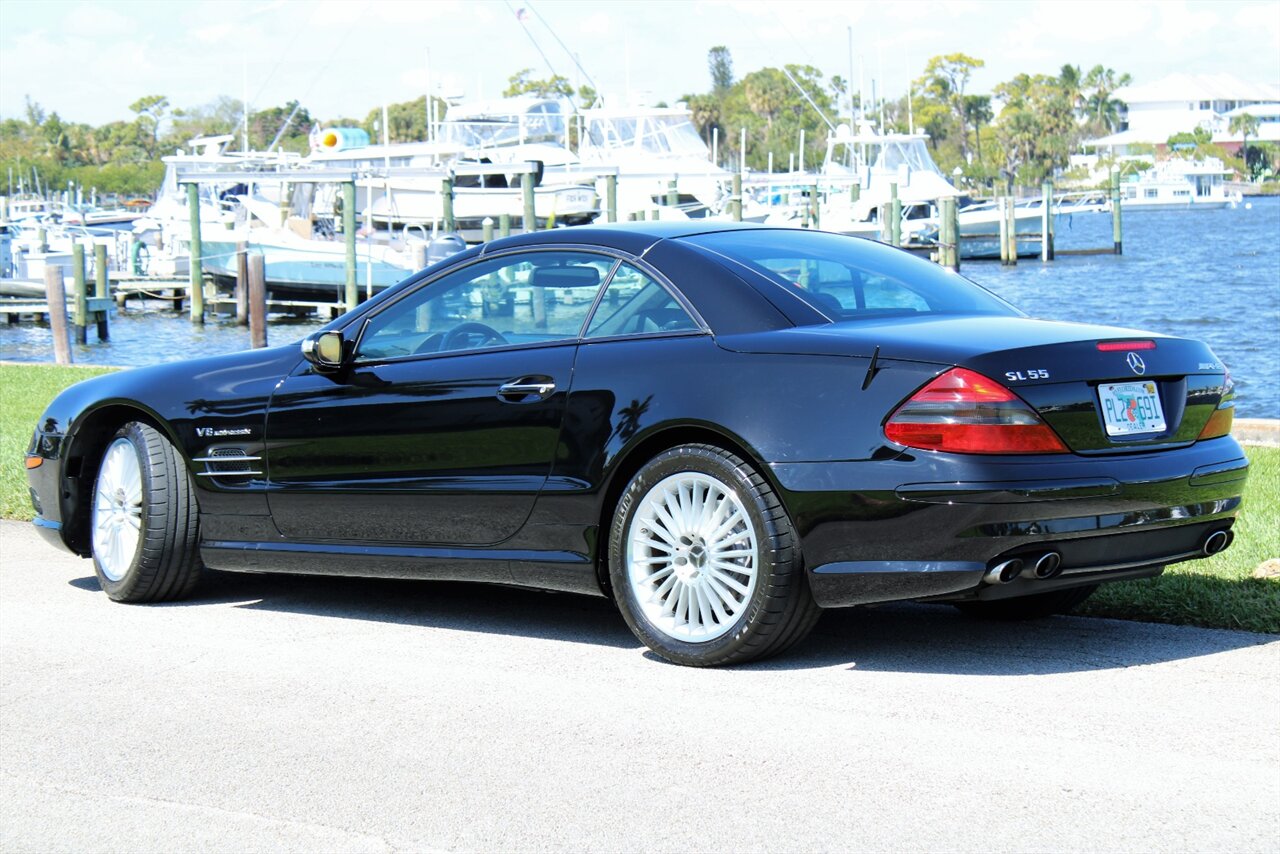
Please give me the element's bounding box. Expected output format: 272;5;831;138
1118;157;1242;210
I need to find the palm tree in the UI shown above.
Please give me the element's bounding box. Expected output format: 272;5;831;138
1229;113;1261;179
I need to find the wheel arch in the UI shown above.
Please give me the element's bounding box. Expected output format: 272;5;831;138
59;402;182;556
592;422;784;599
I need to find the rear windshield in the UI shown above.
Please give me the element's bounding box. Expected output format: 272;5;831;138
682;229;1021;322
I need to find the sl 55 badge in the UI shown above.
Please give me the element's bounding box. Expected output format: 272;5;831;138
1005;369;1050;382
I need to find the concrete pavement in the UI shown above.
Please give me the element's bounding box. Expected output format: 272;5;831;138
2;520;1277;852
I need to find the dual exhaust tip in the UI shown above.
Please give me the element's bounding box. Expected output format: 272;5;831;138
984;552;1063;585
1202;529;1232;557
984;528;1232;586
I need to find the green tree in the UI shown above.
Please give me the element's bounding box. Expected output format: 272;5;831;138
129;95;169;155
708;46;734;97
915;53;984;161
503;69;572;98
1229;112;1261;178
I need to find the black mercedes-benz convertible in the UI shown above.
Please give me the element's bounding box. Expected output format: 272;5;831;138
26;223;1247;666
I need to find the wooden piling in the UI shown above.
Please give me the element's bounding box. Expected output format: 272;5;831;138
731;173;743;222
522;172;536;234
93;243;109;340
939;196;960;272
71;243;88;344
998;197;1010;265
247;252;267;349
185;182;204;323
412;242;428;271
234;241;249;325
37;227;47;253
482;217;494;244
810;183;820;230
1041;181;1055;261
605;174;617;223
666;180;679;209
499;213;511;238
44;266;72;365
1005;197;1018;266
442;175;456;233
343;181;357;311
889;182;901;247
1110;166;1123;255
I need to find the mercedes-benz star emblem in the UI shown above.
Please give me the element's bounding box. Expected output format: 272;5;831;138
1126;352;1146;375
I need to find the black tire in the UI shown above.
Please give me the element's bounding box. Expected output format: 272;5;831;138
90;422;202;602
954;584;1098;621
608;444;821;666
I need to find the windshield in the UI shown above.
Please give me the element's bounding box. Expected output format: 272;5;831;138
682;230;1021;322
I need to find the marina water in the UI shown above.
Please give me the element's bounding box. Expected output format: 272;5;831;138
2;197;1277;418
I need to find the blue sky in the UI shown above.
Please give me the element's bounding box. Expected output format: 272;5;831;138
2;0;1278;127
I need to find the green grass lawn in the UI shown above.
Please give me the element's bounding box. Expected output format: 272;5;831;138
1;362;1276;633
0;364;118;519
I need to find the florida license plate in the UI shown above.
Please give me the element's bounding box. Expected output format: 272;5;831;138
1098;381;1167;436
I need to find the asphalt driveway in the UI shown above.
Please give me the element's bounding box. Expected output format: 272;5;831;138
2;520;1276;852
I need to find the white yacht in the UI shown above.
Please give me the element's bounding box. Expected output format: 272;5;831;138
306;97;599;238
1119;157;1241;210
575;105;729;219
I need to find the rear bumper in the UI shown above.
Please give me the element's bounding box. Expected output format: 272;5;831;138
774;438;1248;608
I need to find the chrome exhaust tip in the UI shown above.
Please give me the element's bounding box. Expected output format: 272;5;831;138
1024;551;1063;580
984;558;1024;585
1202;529;1230;557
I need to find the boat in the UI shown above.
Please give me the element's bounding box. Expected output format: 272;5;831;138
306;97;600;239
1118;157;1242;210
574;104;730;219
198;195;424;301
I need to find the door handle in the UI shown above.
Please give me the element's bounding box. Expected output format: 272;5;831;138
497;376;556;403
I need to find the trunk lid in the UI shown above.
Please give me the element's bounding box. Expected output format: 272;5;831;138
717;316;1231;453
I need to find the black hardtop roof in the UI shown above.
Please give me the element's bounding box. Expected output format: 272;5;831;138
478;220;771;256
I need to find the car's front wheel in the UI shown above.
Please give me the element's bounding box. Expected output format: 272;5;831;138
91;422;202;602
609;444;820;666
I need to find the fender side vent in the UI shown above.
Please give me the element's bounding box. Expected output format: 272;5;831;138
193;448;263;481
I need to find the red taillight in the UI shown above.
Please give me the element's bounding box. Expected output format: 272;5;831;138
1198;366;1235;440
884;368;1068;455
1096;340;1156;351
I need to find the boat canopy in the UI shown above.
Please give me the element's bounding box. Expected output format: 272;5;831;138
581;111;708;158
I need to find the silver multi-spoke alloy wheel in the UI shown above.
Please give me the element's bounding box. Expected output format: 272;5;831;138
92;437;144;581
625;472;759;643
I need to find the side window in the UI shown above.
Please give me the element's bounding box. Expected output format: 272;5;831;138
356;251;613;360
585;263;698;338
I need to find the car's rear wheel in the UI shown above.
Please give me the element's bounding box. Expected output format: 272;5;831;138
608;444;820;666
91;422;202;602
954;584;1098;621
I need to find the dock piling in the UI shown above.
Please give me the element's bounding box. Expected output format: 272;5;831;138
666;180;679;209
522;171;536;234
44;266;72;365
247;252;267;349
442;176;456;233
810;184;820;230
93;243;109;340
482;217;494;244
72;243;88;344
1005;197;1018;266
185;182;204;323
605;174;618;223
1041;181;1055;261
890;182;902;247
343;181;357;311
731;173;742;222
235;241;249;325
998;197;1009;264
1111;166;1123;255
499;213;511;238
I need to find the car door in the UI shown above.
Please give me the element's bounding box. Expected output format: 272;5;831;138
264;249;617;545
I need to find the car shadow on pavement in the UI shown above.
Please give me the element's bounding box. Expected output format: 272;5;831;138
68;571;1278;672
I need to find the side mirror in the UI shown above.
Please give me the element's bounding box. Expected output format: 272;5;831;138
301;330;346;371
